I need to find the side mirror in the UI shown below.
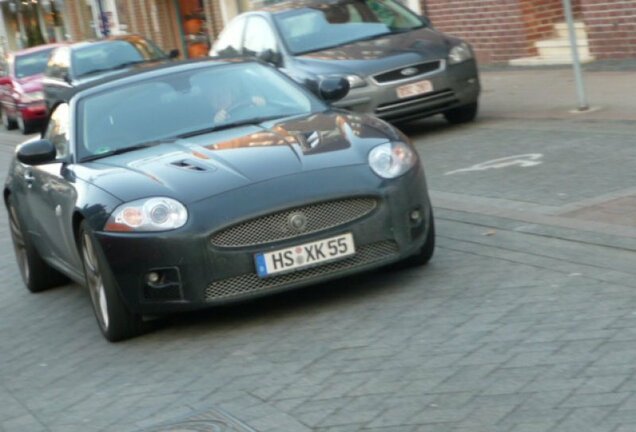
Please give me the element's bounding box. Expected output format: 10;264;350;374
258;49;282;67
17;139;56;165
420;16;432;27
168;49;180;59
318;77;350;103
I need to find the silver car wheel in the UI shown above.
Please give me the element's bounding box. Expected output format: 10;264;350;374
1;108;9;129
16;113;25;133
8;205;29;283
81;232;110;331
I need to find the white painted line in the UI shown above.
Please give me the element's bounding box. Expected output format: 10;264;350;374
445;154;544;175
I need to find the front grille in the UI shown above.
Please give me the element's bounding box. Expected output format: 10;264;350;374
210;198;378;248
205;240;399;301
376;89;456;113
373;61;442;84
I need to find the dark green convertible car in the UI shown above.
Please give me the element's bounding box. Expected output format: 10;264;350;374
5;59;435;341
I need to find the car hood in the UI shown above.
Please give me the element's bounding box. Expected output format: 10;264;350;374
74;112;398;204
294;27;450;75
16;74;44;93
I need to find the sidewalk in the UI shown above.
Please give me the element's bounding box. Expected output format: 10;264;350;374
414;65;636;236
479;67;636;121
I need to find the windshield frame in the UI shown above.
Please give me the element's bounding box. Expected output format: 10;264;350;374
273;0;426;56
72;39;169;79
74;61;327;162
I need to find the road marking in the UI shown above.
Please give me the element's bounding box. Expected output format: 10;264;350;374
445;153;543;175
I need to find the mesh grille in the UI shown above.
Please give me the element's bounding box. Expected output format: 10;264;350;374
210;198;378;247
205;241;399;301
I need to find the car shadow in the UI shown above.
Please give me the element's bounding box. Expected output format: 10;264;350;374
147;263;426;337
395;114;484;141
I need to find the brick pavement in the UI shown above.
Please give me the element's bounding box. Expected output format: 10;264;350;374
0;68;635;432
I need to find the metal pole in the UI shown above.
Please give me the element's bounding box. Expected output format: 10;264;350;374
562;0;589;111
96;0;109;38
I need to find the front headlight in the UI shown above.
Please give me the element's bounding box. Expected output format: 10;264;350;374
319;74;367;89
368;142;417;179
104;197;188;232
448;42;473;65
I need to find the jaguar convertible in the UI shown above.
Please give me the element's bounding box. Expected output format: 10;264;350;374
4;59;435;341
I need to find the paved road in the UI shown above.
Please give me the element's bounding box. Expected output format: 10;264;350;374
1;75;635;432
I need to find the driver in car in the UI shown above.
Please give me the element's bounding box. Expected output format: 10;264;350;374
212;83;267;123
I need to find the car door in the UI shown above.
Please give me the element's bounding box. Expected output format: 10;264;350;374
43;47;72;109
22;103;78;267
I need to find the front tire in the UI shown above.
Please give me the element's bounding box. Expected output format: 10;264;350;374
443;102;478;124
403;212;436;267
7;196;68;292
1;106;17;130
17;113;33;135
80;222;142;342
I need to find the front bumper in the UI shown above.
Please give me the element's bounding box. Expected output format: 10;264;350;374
334;59;480;123
94;164;433;315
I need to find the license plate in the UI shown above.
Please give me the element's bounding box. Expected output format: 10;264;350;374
255;233;355;278
396;79;434;99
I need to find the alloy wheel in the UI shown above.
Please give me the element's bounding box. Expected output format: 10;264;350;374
82;232;110;331
16;114;25;133
1;108;8;129
8;205;29;283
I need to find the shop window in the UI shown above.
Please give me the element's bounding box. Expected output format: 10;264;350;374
178;0;209;58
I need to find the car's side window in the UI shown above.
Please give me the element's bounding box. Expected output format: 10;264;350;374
213;17;246;57
243;17;278;57
46;47;70;81
44;103;70;159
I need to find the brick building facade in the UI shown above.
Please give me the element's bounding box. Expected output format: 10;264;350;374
60;0;422;59
580;0;636;59
63;0;228;59
423;0;636;63
7;0;632;64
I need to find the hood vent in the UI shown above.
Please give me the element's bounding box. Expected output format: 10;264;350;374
296;131;321;150
170;159;210;172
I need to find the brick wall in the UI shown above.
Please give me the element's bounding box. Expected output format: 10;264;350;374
580;0;636;59
519;0;565;42
423;1;528;64
422;0;573;63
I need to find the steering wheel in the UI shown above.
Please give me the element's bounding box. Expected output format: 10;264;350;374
215;100;258;124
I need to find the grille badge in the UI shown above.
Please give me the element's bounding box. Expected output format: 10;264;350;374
400;67;419;77
288;212;308;232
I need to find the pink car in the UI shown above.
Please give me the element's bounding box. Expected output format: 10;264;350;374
0;44;63;134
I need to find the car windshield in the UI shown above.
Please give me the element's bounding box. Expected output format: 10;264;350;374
73;38;167;78
15;49;55;78
274;0;424;55
78;62;323;160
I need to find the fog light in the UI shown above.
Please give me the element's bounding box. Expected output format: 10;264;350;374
410;210;422;222
147;272;160;284
143;268;183;301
